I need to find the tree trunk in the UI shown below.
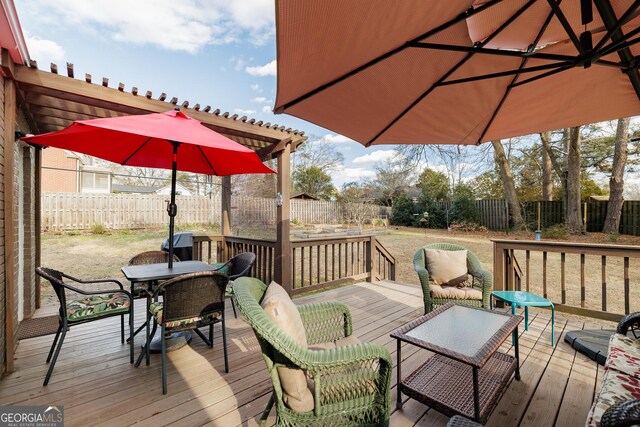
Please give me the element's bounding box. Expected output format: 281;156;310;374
492;140;524;229
603;117;630;233
565;127;583;233
540;131;554;201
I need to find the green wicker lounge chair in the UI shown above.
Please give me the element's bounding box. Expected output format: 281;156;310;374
233;277;392;426
413;243;492;314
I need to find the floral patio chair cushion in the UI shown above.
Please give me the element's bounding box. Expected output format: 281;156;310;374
149;302;220;328
586;333;640;426
66;293;130;322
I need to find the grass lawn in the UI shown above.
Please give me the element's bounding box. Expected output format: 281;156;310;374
40;225;640;318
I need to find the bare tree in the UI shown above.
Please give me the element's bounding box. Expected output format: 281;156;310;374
492;140;524;229
367;159;415;206
540;131;554;201
603;117;630;233
566;126;583;233
292;136;344;174
396;144;492;189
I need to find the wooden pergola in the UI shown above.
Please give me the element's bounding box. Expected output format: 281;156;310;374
7;57;307;290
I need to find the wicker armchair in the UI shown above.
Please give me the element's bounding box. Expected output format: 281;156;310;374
413;243;492;314
216;252;256;318
141;270;229;394
233;277;392;426
36;267;133;386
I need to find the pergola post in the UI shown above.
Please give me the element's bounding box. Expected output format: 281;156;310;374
221;175;231;260
275;141;292;292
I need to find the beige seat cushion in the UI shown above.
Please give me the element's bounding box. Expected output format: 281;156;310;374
429;283;482;300
308;335;360;351
261;281;313;412
424;249;468;285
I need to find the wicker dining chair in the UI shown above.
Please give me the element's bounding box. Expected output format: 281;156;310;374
127;250;181;298
233;276;392;426
142;270;229;394
36;267;134;386
215;252;256;318
413;243;493;314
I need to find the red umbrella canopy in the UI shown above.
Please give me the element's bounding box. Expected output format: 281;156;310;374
22;110;274;176
274;1;640;146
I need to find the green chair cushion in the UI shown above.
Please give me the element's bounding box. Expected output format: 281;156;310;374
149;301;219;328
212;262;231;275
67;293;130;322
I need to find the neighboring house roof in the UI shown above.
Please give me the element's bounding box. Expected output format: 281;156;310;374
112;184;162;194
590;195;610;201
291;192;318;200
155;183;193;196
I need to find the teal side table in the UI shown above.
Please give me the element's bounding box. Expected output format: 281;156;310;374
490;290;555;346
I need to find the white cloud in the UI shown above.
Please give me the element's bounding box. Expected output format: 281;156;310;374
262;106;272;113
332;167;376;186
23;0;275;53
25;35;65;66
250;84;262;92
352;150;400;165
234;108;256;115
323;134;354;144
246;59;276;76
251;97;272;103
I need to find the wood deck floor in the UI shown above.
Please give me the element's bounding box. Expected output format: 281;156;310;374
1;280;605;426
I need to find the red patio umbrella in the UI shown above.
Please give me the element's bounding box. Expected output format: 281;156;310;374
23;109;274;267
274;0;640;146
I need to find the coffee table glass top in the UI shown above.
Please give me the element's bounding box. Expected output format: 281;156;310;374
405;305;511;357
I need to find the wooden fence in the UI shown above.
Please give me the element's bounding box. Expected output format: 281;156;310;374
41;192;391;230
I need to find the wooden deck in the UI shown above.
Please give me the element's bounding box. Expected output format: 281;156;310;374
0;281;604;426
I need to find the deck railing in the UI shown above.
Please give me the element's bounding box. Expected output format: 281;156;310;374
192;234;395;295
493;239;640;322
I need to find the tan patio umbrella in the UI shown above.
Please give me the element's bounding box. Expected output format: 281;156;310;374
274;1;640;145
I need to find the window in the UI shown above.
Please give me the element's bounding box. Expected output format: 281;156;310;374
80;168;111;193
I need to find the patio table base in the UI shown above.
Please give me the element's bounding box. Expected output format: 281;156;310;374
148;331;192;353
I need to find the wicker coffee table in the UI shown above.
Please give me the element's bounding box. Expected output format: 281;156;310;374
391;302;522;423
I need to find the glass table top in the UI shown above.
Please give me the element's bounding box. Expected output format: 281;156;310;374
492;291;552;305
400;305;517;361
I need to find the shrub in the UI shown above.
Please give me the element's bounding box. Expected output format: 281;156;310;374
541;224;568;240
91;223;106;234
450;184;479;224
449;221;488;232
391;193;416;226
609;232;619;243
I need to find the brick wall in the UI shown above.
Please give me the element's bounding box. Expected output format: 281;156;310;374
41;148;78;192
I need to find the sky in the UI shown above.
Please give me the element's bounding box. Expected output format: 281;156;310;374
13;0;400;187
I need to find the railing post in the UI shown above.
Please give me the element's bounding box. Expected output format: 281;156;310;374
493;241;505;292
366;236;376;282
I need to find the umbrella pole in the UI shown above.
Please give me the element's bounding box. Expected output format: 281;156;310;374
167;141;179;268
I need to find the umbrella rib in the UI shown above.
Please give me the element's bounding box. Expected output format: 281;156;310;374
275;0;504;114
436;61;575;87
594;0;640;101
546;0;585;55
366;0;537;147
593;0;640;51
196;145;218;175
477;7;557;144
598;25;640;56
122;137;153;165
409;42;575;62
509;65;575;88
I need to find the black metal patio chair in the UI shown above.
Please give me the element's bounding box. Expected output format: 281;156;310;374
215;252;256;318
35;267;134;386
